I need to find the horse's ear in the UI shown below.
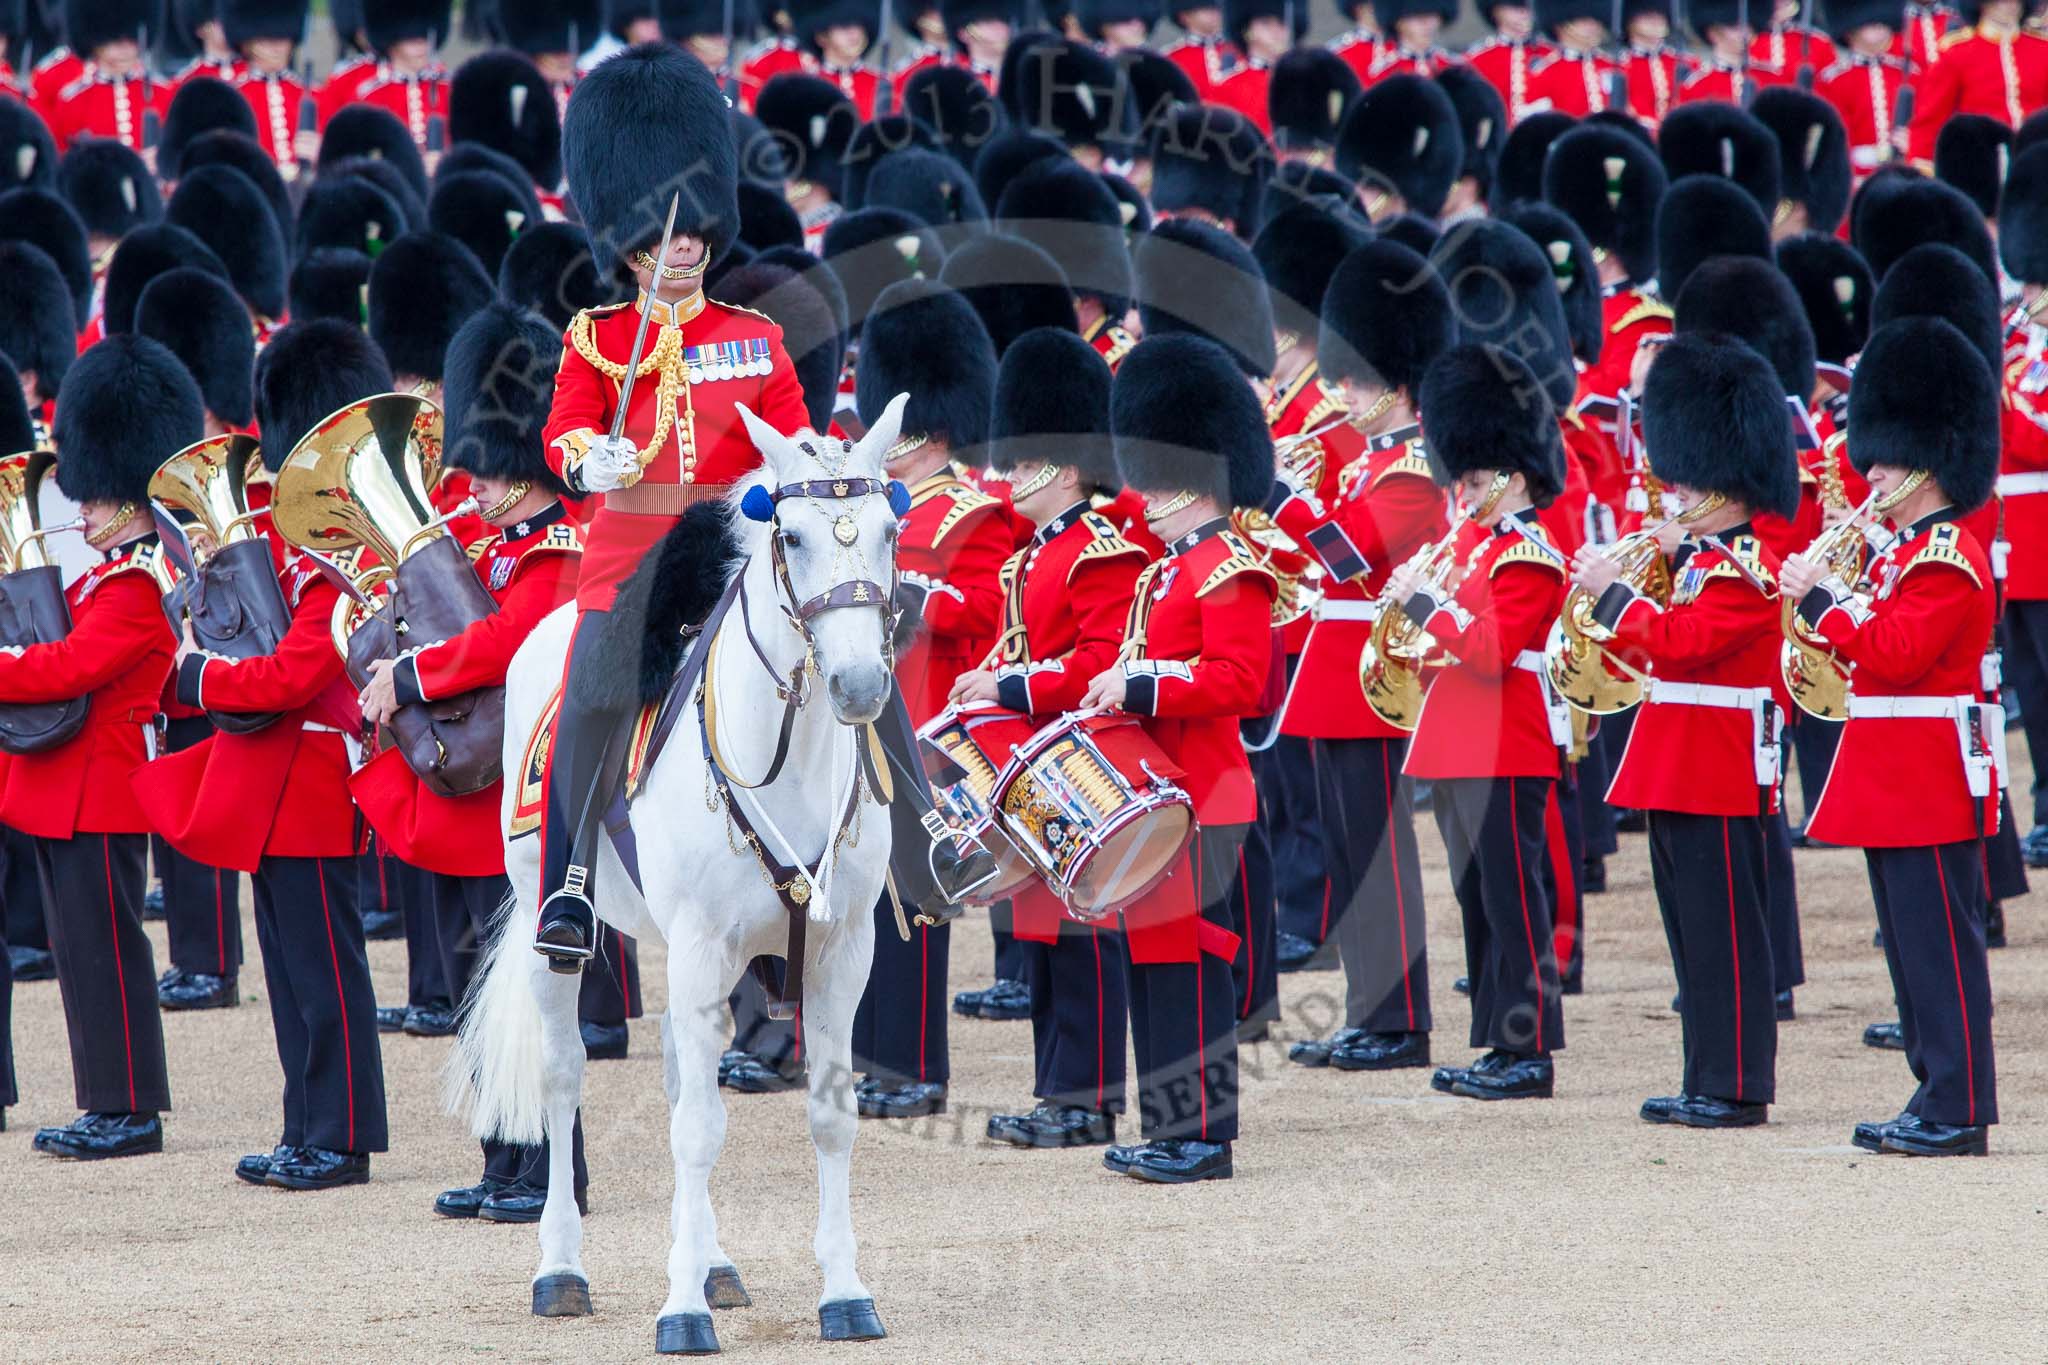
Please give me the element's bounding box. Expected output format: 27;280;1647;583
857;392;912;469
733;402;794;474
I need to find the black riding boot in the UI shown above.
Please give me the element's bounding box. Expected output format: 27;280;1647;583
872;684;998;917
537;611;625;973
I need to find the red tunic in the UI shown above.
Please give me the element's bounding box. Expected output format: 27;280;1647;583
1583;287;1672;425
1897;3;1955;71
1355;42;1459;87
1211;61;1273;132
1083;317;1139;373
315;54;383;126
172;56;244;89
1524;48;1623;115
542;293;808;611
1623;45;1687;126
2000;317;2048;600
348;510;581;878
1677;58;1787;108
1751;23;1838;79
1801;513;1999;845
1905;27;2048;164
738;38;807;111
1265;360;1360;653
357;67;449;153
236;70;312;174
29;47;84;123
48;69;168;152
1465;35;1555;120
894;469;1008;727
0;539;173;838
1817;53;1909;179
1164;35;1243;99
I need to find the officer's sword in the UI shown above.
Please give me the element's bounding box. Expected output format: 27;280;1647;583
609;191;684;450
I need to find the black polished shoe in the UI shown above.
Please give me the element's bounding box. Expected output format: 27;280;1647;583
930;837;999;906
1276;931;1335;973
2023;823;2048;868
160;971;237;1011
975;977;1032;1021
1614;808;1648;833
1429;1064;1469;1094
534;893;596;973
1639;1094;1687;1124
375;1006;406;1032
1330;1031;1431;1071
34;1111;163;1160
721;1056;802;1093
1672;1095;1768;1129
1863;1020;1906;1051
157;965;186;990
1452;976;1470;997
478;1182;590;1221
265;1146;370;1190
1851;1114;1909;1153
142;883;166;921
580;1020;629;1060
360;908;403;940
236;1145;301;1185
1288;1027;1365;1068
987;1102;1115;1149
1775;990;1796;1022
1881;1115;1988;1157
1101;1141;1141;1173
8;944;54;981
856;1080;947;1119
1122;1138;1233;1184
1450;1051;1554;1101
950;984;994;1018
1986;901;2007;949
1580;858;1607;894
404;1005;458;1037
433;1179;501;1219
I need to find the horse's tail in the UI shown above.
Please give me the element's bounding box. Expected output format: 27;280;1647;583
444;890;548;1145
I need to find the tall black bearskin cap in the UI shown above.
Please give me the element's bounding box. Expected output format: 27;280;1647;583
1826;0;1902;40
738;179;804;251
867;147;989;228
938;232;1076;357
0;244;75;403
1418;344;1565;504
53;335;203;504
1377;211;1441;257
755;243;850;351
325;154;427;233
712;262;843;431
496;0;600;51
1535;0;1611;35
1134;217;1276;377
658;0;755;39
1222;0;1308;49
1936;114;2012;221
1846;318;1999;512
1656;101;1782;218
499;220;630;330
565;44;739;266
990;326;1118;488
941;0;1020;37
1105;170;1150;231
253;319;395;469
318;104;431;200
1640;331;1798;519
1077;0;1162;36
1265;46;1357;155
1149;102;1274;235
362;0;452;50
102;223;228;336
289;247;374;327
822;207;945;328
1541;123;1664;281
367;231;495;384
1673;256;1815;400
1436;64;1507;199
0;99;57;195
1262;159;1355;220
1380;0;1460;22
604;0;658;41
789;0;880;50
1853;173;1996;288
1774;232;1871;366
997;26;1061;119
856;278;997;452
1432;218;1577;410
2001;143;2048;282
0;350;33;456
996;156;1133;311
840;117;940;209
1495;109;1574;210
0;188;91;323
441;301;570;495
1117;46;1198;128
753;73;859;204
1870;241;2002;376
165;165;288;320
63;0;153;51
1656;173;1770;303
1318;239;1451;396
733;109;790;189
296;176;406;258
1010;37;1139;155
972;130;1066;212
1252;197;1372;330
438;142;547;219
449;49;562;190
1684;0;1770;41
429;170;535;279
135;268;256;427
223;0;312;45
1335;74;1462;219
160;76;257;179
56;138;161;239
1111;334;1272;508
1501;200;1603;364
902;65;1007;173
1752;86;1850;232
179;131;295;250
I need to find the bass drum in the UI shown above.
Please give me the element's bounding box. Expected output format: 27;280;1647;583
916;703;1041;904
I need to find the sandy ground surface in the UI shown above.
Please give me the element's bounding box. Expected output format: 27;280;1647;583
3;769;2047;1364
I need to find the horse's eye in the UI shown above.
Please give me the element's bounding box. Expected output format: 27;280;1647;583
883;525;898;545
783;531;802;550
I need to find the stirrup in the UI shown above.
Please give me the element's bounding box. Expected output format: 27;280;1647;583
923;812;999;908
534;878;598;976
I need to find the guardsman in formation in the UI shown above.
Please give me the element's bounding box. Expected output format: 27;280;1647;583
354;0;452;160
961;329;1149;1152
1389;345;1571;1102
3;336;187;1160
1678;0;1781;106
1816;0;1911;183
1575;333;1798;1129
1905;0;2048;167
1523;0;1624;117
1464;0;1557;121
1084;333;1277;1183
1621;0;1686;127
47;0;167;153
223;0;316;177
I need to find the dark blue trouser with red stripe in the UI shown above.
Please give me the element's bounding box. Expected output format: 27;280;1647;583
252;854;388;1153
1319;736;1431;1036
1433;776;1565;1059
1647;811;1777;1105
1127;823;1245;1143
1867;840;1999;1128
1016;921;1127;1114
34;833;169;1114
852;894;950;1085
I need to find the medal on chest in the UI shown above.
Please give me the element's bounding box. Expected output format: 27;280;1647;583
1153;564;1179;601
489;552;517;591
1876;556;1904;600
1672;564;1710;605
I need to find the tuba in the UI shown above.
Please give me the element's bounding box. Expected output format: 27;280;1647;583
1781;485;1882;719
149;432;294;735
1357;509;1470;731
0;451;88;753
1545;523;1674;714
270;392;505;797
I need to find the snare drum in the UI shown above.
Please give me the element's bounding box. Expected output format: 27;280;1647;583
915;703;1040;902
991;712;1195;918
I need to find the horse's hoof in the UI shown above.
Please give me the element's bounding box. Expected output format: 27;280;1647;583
704;1264;752;1309
818;1298;886;1341
531;1273;593;1318
655;1311;720;1354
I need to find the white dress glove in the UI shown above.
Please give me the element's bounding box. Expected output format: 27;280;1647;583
578;434;642;494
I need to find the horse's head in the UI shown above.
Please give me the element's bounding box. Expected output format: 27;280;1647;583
734;394;909;725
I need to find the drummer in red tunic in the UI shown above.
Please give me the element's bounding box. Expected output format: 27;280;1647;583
1781;317;2003;1157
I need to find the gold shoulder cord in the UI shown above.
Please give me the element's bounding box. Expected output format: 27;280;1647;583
1119;561;1166;661
570;313;696;474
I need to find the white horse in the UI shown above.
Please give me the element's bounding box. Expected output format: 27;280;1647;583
450;396;908;1355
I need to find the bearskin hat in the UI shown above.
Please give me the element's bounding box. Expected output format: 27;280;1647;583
52;335;202;505
867;147;989;229
1222;0;1308;49
989;326;1118;489
1640;332;1799;519
840;117;940;209
1263;159;1357;221
789;0;880;50
1774;232;1872;366
318;105;431;201
971;130;1066;212
160;77;258;179
1318;239;1453;397
1134;217;1276;377
134;268;256;428
939;231;1076;353
657;0;752;39
56;138;160;240
1656;173;1771;304
1656;101;1782;217
1935;114;2012;221
1253;197;1372;337
0;99;57;195
754;73;860;204
1542;123;1664;282
441;301;569;495
901;65;1006;173
1500;200;1603;365
0;187;90;327
324;154;426;232
428;169;534;278
1853;172;1996;287
1264;46;1357;157
449;49;562;190
756;243;850;347
1116;46;1198;128
253;319;396;469
856;278;996;452
102;223;228;337
1416;344;1566;505
366;231;494;385
711;262;842;431
289;247;373;327
1847;318;1999;512
1535;0;1611;35
821;207;944;334
1496;109;1576;210
437;141;546;215
1149;102;1274;236
165;165;287;320
0;350;33;456
1436;64;1507;201
178;131;295;249
1335;74;1462;219
362;0;452;50
63;0;153;52
1432;218;1577;410
296;176;406;258
940;0;1019;37
1111;334;1272;508
1378;212;1441;257
223;0;312;45
498;220;628;330
494;0;599;51
737;180;804;252
1672;255;1815;400
1825;0;1902;40
1684;0;1770;41
1751;86;1851;233
1869;241;2002;376
1010;37;1138;155
1077;0;1161;37
605;0;658;41
0;244;75;403
732;109;790;189
2001;143;2048;283
996;156;1133;312
1379;0;1460;23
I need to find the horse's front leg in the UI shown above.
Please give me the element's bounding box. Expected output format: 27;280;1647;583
805;908;886;1342
654;948;735;1355
530;960;591;1317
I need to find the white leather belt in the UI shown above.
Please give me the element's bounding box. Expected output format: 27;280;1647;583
1846;695;1970;719
1997;472;2048;496
304;722;344;733
1317;599;1381;622
1513;649;1545;672
1647;681;1768;710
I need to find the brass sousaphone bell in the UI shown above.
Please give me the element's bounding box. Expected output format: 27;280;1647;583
0;451;89;753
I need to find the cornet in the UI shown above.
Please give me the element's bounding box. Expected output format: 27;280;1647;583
1546;517;1678;715
1357;508;1471;732
1780;487;1883;719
